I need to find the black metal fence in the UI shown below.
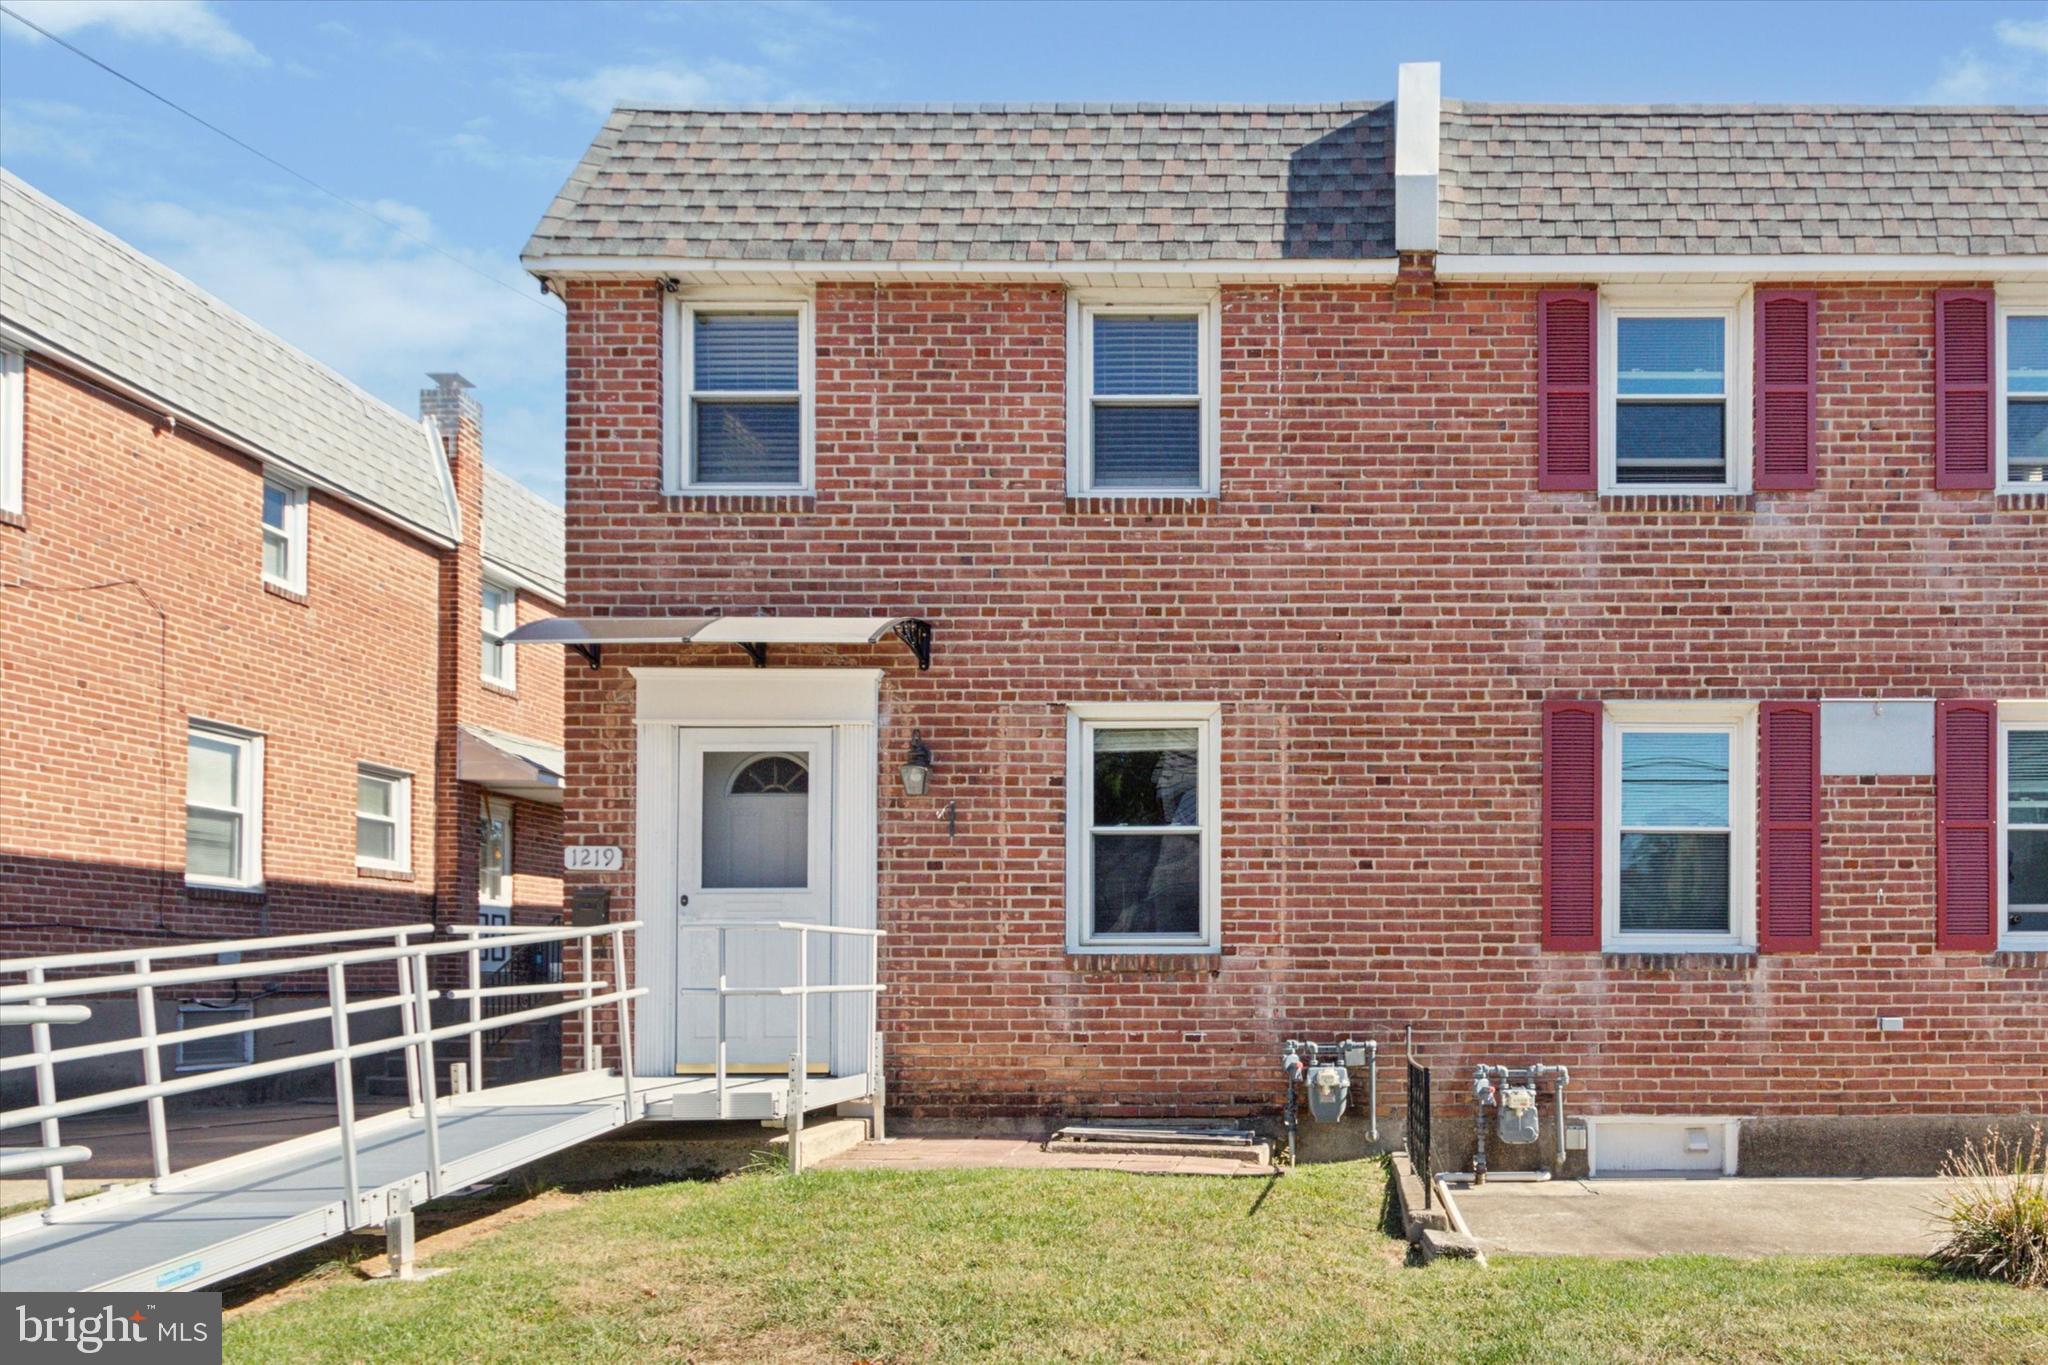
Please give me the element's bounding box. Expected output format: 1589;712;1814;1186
483;938;563;1042
1406;1059;1433;1207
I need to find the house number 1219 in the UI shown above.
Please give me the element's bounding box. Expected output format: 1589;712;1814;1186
563;845;624;872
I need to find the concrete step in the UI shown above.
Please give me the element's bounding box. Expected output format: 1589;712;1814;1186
770;1116;868;1169
1046;1123;1272;1166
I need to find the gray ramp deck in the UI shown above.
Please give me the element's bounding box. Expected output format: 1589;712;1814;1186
0;1076;638;1293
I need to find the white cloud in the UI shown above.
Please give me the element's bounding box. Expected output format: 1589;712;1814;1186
1921;12;2048;102
1996;17;2048;56
540;58;797;114
109;194;565;497
438;119;572;179
4;1;266;66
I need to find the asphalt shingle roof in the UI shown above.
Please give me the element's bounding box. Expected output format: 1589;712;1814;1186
482;466;564;603
0;171;458;542
1438;102;2048;256
524;103;1396;263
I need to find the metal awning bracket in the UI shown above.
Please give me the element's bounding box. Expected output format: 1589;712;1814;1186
893;619;932;671
739;642;769;668
571;643;602;670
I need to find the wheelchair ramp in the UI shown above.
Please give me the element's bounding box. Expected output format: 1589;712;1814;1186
0;1073;638;1293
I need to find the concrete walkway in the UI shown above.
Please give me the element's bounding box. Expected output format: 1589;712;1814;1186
821;1136;1276;1177
1451;1177;1947;1257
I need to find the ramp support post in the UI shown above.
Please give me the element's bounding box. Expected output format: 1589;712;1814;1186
868;1031;887;1143
787;1048;806;1176
385;1187;421;1281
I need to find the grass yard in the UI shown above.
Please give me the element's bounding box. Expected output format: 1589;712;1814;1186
224;1160;2045;1364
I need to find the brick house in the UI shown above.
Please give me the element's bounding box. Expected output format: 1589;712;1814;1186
517;67;2045;1174
0;173;567;1098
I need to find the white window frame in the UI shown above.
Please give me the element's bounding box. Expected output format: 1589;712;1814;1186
260;476;307;593
1995;294;2048;494
662;289;815;495
1064;701;1223;955
1999;701;2048;951
0;346;23;516
355;764;412;873
1601;701;1757;953
1066;292;1222;498
175;1003;255;1072
1599;288;1752;496
186;719;264;891
481;576;518;690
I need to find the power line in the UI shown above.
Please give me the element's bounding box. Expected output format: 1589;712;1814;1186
0;3;562;317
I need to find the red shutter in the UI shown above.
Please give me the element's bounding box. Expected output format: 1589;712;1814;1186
1542;699;1602;950
1934;289;1996;490
1758;702;1821;951
1537;289;1598;491
1754;290;1818;491
1935;699;1998;951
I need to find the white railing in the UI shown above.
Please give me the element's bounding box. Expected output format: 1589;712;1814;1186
0;919;642;1225
677;921;885;1127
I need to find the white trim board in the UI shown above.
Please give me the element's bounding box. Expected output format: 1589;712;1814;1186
1438;254;2048;282
631;667;883;726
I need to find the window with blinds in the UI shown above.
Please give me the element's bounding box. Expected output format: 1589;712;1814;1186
674;302;809;491
1614;315;1729;486
2007;726;2048;939
1072;302;1214;495
2004;312;2048;487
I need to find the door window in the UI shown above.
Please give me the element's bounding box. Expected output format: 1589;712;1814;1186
701;751;810;889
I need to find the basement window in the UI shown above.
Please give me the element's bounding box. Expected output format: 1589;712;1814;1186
1068;296;1219;497
666;296;813;493
261;478;307;592
176;1003;255;1072
2000;308;2048;489
1065;702;1222;954
1602;702;1756;951
2004;719;2048;949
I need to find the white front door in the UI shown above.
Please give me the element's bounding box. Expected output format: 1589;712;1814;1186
675;728;833;1072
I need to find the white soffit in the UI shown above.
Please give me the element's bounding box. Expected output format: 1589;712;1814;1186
1435;253;2048;282
504;614;931;669
525;257;1400;288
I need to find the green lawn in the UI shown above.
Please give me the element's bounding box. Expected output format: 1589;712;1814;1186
224;1161;2045;1364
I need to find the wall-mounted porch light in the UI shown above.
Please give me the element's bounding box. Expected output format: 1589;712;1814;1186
900;732;933;796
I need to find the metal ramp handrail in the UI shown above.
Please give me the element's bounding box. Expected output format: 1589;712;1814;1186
1;919;643;1224
676;920;885;1165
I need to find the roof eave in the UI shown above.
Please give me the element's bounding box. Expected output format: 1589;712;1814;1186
520;255;1402;286
1434;253;2048;282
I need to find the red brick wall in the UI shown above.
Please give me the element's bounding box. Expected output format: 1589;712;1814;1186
1;360;442;951
1;358;569;970
558;278;2046;1124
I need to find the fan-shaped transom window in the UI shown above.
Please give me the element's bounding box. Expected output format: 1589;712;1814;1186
730;754;808;795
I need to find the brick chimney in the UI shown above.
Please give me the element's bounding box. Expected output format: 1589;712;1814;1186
424;372;486;929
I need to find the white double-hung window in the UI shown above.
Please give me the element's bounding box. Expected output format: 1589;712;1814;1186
1602;702;1756;951
1999;306;2048;489
355;765;411;873
187;721;263;889
2002;709;2048;949
1068;296;1219;496
1601;296;1749;493
666;295;812;493
481;578;517;689
1065;703;1222;953
261;477;306;592
0;346;23;516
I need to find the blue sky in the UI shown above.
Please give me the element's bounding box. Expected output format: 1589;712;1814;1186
2;0;2045;501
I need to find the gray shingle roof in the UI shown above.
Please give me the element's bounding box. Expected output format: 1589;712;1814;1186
482;466;564;603
0;172;458;542
524;103;1395;263
1439;102;2048;256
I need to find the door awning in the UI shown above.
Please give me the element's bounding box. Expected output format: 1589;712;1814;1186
501;615;931;671
457;724;565;805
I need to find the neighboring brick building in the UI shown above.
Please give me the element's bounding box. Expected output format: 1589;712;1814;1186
0;173;566;1099
519;68;2045;1173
